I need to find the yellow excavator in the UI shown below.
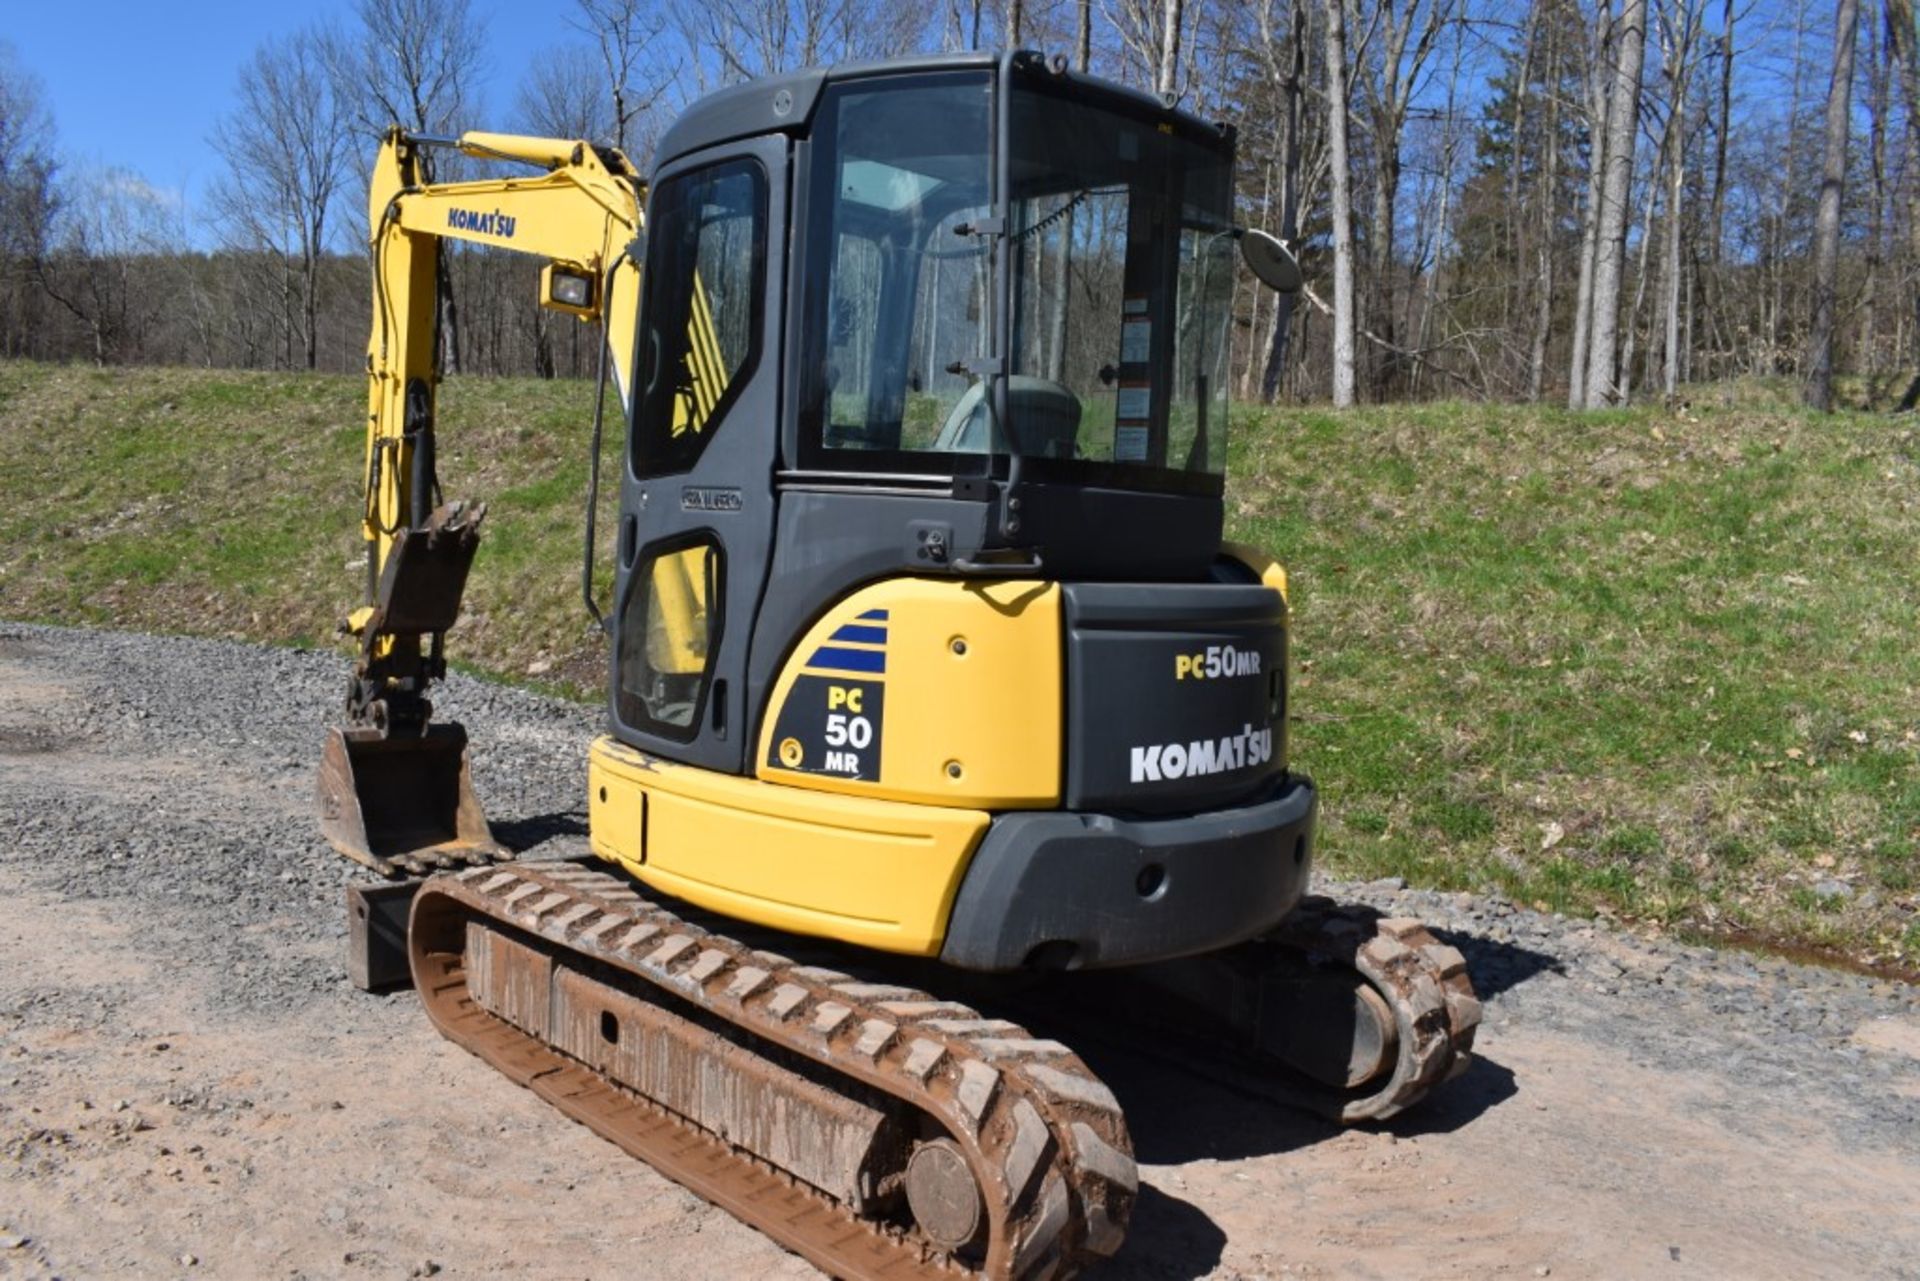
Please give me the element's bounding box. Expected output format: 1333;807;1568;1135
320;51;1480;1280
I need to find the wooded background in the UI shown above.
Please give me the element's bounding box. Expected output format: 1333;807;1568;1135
0;0;1912;411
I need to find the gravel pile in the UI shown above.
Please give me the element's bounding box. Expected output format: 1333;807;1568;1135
2;620;1915;1154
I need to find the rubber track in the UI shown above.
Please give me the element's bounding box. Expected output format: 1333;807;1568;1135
1263;895;1482;1122
409;860;1137;1280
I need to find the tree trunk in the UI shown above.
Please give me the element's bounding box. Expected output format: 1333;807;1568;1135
1583;0;1647;408
1863;8;1889;382
1710;0;1733;265
1618;141;1661;401
1882;0;1920;407
1324;0;1358;406
1660;1;1698;399
1158;0;1185;97
1262;0;1307;403
1568;6;1613;409
1661;147;1684;397
1805;0;1859;411
1369;144;1400;399
1530;2;1563;402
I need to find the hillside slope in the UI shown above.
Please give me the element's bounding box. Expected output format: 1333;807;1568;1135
1;360;1914;965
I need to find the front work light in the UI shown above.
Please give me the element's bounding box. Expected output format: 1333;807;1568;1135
542;262;600;318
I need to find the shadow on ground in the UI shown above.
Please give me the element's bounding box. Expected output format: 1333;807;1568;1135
1431;926;1564;1000
1104;1181;1231;1279
491;811;590;853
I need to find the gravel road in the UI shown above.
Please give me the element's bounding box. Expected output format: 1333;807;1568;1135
3;622;1917;1280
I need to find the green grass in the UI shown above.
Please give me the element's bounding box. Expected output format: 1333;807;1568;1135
1227;382;1920;968
2;361;1916;967
0;361;617;682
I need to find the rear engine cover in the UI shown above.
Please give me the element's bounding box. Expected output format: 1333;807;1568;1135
1063;583;1287;813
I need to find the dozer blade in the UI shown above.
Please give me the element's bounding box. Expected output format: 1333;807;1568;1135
318;723;508;877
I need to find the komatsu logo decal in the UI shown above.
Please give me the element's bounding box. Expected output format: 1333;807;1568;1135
1176;645;1262;680
448;208;517;238
1130;724;1272;783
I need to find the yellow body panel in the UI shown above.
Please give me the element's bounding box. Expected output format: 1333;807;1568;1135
1221;540;1290;603
755;578;1062;808
588;737;989;955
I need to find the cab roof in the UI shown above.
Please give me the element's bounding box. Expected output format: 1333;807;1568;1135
653;49;1229;175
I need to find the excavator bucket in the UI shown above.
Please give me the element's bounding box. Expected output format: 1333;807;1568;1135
318;723;507;876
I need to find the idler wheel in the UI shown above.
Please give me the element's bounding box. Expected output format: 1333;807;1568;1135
904;1137;986;1253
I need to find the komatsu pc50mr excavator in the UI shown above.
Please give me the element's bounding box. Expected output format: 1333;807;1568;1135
318;50;1480;1280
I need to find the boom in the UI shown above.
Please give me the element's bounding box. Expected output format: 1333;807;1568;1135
320;127;644;872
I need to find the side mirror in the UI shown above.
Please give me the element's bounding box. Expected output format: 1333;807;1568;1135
1240;229;1302;294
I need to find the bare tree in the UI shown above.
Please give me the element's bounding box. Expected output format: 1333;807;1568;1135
1256;0;1315;402
210;26;355;370
1861;2;1889;382
1656;0;1702;398
1528;0;1572;401
1804;0;1858;410
1356;0;1458;398
1567;0;1609;407
35;169;183;365
1580;0;1645;407
1882;0;1920;408
1110;0;1195;97
571;0;670;156
0;44;60;360
669;0;931;88
338;0;485;373
341;0;484;140
1325;0;1359;405
519;45;616;140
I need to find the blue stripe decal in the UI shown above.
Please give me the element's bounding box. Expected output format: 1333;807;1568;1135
807;646;887;674
829;624;888;645
858;609;889;621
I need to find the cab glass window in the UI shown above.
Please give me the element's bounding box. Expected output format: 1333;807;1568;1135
632;160;767;477
797;71;993;470
617;537;723;737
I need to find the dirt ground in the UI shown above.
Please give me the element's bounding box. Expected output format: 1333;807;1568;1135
3;626;1918;1280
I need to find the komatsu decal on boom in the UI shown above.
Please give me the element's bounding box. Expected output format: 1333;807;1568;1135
319;51;1480;1280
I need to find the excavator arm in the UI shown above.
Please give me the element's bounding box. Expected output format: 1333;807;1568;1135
319;128;645;875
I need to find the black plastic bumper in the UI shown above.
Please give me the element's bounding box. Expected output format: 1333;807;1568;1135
937;774;1318;972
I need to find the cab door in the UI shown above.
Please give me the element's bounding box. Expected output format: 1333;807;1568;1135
610;138;784;774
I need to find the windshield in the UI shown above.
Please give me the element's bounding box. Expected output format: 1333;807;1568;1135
796;69;1236;491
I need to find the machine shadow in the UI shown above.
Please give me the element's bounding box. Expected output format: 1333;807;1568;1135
1055;1029;1517;1165
490;811;590;853
1427;927;1564;1000
1102;1181;1229;1280
974;920;1534;1166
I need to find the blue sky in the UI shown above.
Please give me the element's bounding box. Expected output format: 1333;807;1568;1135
7;0;584;218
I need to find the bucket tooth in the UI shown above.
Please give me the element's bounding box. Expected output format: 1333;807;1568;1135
318;722;506;875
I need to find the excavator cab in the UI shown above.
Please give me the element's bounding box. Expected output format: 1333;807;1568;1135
580;53;1325;970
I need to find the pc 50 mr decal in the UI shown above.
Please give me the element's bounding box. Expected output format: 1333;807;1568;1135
766;610;888;782
1176;644;1262;680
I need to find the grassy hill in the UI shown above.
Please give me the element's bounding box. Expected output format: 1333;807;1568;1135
2;360;1915;970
